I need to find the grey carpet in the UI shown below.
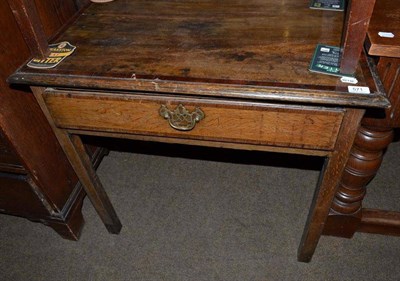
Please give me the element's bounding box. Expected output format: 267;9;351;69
1;138;399;281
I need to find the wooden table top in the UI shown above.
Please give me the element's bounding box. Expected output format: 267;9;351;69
10;0;388;107
366;0;400;58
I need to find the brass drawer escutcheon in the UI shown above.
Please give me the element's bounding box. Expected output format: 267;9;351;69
159;104;205;131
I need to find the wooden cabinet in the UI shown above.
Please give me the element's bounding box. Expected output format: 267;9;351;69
0;0;102;240
0;131;25;173
0;172;52;217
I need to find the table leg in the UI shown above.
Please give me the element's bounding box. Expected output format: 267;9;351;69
32;87;122;234
297;108;364;262
69;133;122;234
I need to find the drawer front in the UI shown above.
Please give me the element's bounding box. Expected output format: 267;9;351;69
43;91;344;151
0;172;50;217
0;130;25;173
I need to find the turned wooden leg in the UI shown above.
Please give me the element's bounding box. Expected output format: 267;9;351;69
323;125;394;238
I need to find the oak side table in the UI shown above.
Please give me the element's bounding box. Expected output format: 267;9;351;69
9;0;388;262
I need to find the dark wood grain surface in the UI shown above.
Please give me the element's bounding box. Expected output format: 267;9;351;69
339;0;376;74
9;0;390;259
1;0;91;239
34;0;90;40
9;0;388;107
366;0;400;58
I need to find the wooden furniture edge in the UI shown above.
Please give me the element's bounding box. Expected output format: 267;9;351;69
297;108;365;262
31;86;122;234
340;0;376;74
6;0;49;58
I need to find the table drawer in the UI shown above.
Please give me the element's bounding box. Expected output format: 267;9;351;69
43;90;344;151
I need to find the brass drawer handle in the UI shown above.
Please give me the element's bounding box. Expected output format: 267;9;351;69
159;104;205;131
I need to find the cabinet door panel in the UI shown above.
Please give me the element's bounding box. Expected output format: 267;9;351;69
0;172;51;217
0;131;25;173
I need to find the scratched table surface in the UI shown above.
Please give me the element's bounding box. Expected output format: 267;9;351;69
10;0;388;107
